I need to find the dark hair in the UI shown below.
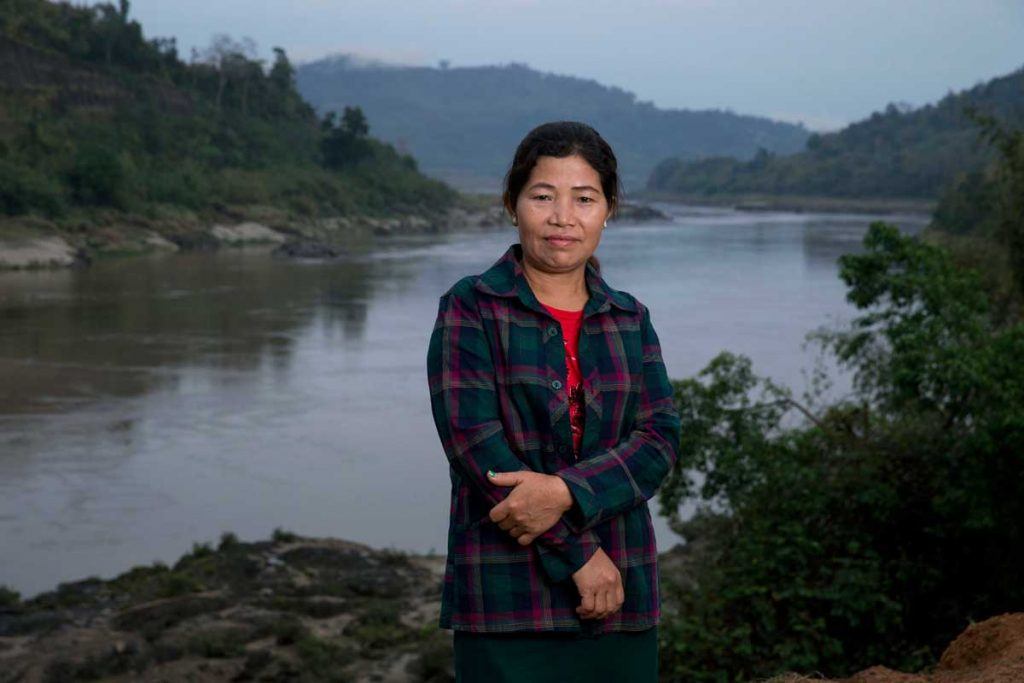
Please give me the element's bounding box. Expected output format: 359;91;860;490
502;121;622;272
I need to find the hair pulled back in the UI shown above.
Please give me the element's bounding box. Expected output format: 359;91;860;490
502;121;621;273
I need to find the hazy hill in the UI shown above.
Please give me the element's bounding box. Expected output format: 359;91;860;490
294;56;810;192
647;64;1024;201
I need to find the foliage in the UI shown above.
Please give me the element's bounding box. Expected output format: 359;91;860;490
931;169;1000;237
0;159;65;215
658;221;1024;681
0;584;20;608
647;67;1024;199
0;0;455;220
320;106;374;169
930;113;1024;323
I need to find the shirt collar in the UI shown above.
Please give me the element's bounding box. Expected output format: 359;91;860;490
473;243;638;318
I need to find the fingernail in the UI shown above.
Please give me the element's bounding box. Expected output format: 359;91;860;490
487;470;495;478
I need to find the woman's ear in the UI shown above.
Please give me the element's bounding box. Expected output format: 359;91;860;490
502;193;516;224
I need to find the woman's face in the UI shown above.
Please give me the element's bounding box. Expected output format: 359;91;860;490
513;154;611;276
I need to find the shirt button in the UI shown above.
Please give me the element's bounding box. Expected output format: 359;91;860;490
557;444;569;455
547;325;558;338
551;379;562;390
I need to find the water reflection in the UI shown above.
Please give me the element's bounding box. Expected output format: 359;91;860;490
0;249;395;414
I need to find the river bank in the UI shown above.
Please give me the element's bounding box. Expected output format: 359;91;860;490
0;197;672;271
636;190;936;217
0;196;508;271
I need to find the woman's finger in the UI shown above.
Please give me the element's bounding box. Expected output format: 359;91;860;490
579;589;595;617
594;588;608;619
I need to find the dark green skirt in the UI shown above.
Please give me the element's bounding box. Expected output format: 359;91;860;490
453;626;658;683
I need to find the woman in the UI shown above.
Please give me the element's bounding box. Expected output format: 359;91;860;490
426;121;680;682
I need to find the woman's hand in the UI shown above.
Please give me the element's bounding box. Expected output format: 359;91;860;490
572;547;624;619
486;470;573;545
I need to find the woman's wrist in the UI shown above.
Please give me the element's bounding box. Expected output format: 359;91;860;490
549;474;574;513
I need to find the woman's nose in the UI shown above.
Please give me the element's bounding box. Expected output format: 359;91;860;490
549;197;576;225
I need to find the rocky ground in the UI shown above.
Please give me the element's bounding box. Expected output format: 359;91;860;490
0;531;452;683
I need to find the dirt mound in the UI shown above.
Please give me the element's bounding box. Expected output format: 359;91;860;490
774;613;1024;683
846;666;928;682
923;612;1024;683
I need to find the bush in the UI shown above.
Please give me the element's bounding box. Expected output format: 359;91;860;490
0;584;21;608
67;144;127;207
0;160;66;216
658;222;1024;681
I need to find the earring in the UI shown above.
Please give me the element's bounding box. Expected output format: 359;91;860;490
512;215;518;226
603;221;607;228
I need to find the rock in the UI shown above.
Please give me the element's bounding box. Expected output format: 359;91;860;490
166;230;220;252
142;231;179;252
0;236;80;269
611;202;671;223
209;221;286;245
271;240;346;259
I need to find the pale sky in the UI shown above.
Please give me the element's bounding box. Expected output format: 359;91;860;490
107;0;1023;131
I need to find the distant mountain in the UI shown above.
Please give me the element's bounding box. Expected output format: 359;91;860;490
295;56;810;192
647;65;1024;201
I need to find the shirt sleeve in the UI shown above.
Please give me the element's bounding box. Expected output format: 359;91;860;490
427;284;601;583
554;303;681;534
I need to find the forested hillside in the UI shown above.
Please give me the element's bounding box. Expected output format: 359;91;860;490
647;65;1024;202
295;55;810;190
0;0;456;224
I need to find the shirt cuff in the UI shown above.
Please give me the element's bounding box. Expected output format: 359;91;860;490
555;470;597;534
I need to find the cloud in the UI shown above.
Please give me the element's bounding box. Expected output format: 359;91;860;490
290;45;432;66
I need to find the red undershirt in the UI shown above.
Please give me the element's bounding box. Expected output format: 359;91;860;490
541;303;585;458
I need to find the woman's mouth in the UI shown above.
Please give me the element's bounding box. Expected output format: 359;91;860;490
545;236;578;248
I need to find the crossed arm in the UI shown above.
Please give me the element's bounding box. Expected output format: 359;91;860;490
426;286;680;582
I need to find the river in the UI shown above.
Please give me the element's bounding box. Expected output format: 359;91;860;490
0;203;928;599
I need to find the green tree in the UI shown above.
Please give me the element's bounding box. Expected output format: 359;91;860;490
930;112;1024;321
270;47;294;89
341;105;369;137
967;108;1024;294
67;144;126;206
320;107;373;169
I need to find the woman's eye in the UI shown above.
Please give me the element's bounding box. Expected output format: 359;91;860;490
578;196;594;203
531;194;551;201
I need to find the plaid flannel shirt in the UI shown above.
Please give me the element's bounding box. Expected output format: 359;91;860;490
426;243;680;634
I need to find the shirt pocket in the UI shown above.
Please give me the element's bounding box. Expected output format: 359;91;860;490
590;317;645;437
496;324;553;458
